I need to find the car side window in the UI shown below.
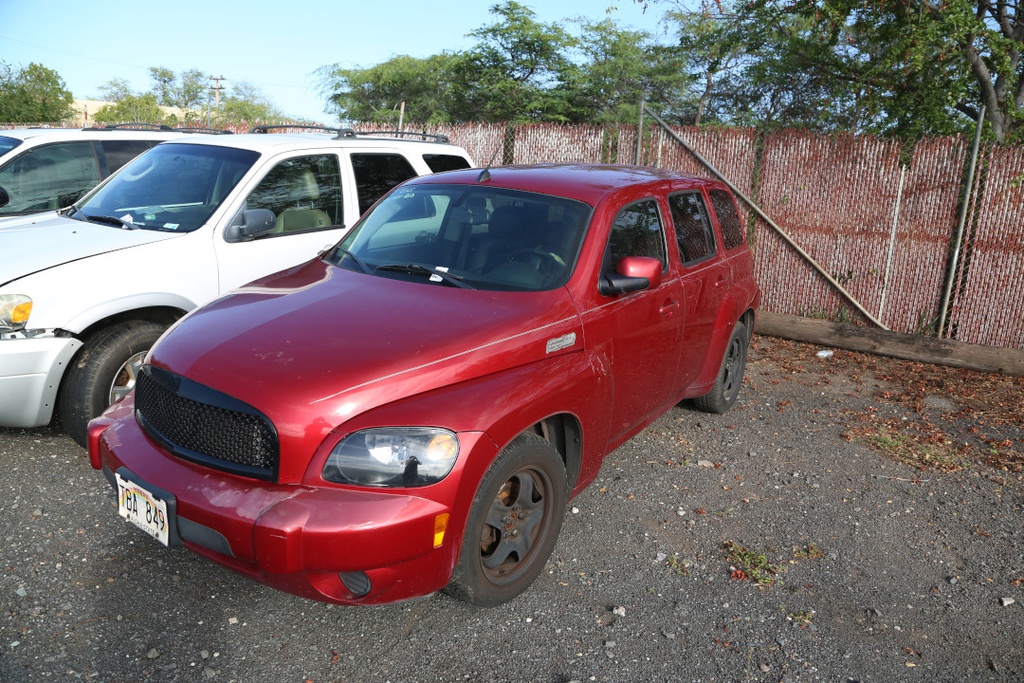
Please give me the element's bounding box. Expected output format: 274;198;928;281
245;155;342;236
351;153;418;215
0;142;100;215
100;140;156;174
669;191;717;264
603;199;667;273
422;154;472;173
709;189;745;250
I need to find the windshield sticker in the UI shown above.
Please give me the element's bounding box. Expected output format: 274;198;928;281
546;333;577;354
430;266;449;283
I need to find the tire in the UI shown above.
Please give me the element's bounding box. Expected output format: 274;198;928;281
692;320;748;414
59;321;165;447
448;433;567;607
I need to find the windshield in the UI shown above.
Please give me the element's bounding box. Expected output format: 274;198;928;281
73;143;259;232
0;136;23;157
326;184;592;292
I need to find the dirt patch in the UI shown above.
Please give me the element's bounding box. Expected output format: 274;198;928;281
752;335;1024;478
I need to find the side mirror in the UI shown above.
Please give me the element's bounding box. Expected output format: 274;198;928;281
0;187;9;209
598;256;663;296
224;208;276;242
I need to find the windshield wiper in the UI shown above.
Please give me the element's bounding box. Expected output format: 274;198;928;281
375;263;475;289
331;247;373;274
83;213;136;230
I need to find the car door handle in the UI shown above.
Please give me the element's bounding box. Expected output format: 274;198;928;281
715;275;728;287
660;299;680;316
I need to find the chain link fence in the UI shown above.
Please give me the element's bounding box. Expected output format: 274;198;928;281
6;118;1021;349
408;120;1022;350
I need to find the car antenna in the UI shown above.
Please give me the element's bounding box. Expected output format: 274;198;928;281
477;138;503;183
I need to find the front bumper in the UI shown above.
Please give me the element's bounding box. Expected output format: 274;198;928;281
0;336;81;427
88;399;494;605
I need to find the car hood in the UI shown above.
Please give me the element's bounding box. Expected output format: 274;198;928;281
0;213;179;285
149;258;584;438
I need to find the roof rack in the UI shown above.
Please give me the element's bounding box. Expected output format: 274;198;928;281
350;130;451;143
246;124;450;143
83;122;174;131
81;123;231;134
172;127;233;135
248;124;352;135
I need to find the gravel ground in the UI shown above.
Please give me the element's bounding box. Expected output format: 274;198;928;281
2;336;1022;682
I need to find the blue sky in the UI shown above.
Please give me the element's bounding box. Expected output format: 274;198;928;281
1;0;675;124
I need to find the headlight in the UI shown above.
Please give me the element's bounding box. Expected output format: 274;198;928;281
0;294;32;332
323;427;459;488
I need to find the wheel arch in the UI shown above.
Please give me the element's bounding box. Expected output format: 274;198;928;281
55;305;188;421
64;293;195;338
693;298;756;392
517;413;583;494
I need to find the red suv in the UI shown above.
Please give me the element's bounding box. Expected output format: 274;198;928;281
88;164;760;607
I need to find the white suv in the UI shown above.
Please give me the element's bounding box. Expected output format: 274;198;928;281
0;128;473;445
0;125;219;217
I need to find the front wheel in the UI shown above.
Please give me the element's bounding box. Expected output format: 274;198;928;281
692;320;749;414
447;433;567;607
59;321;165;447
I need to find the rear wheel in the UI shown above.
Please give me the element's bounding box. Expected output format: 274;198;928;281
59;321;164;447
693;320;748;414
448;433;567;607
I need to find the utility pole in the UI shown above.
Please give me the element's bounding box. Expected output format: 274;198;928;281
209;75;227;109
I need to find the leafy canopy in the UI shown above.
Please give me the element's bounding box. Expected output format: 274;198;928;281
0;62;75;123
316;1;688;125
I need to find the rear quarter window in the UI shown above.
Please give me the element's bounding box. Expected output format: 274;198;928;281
422;154;472;173
709;189;745;250
351;153;418;214
668;191;716;264
101;140;157;174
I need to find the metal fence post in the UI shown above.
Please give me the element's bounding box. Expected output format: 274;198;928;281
878;165;907;322
938;104;986;338
636;100;645;165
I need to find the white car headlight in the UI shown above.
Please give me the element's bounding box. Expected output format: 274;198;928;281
323;427;460;488
0;294;31;332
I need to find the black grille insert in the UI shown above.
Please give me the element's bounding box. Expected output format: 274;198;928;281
135;365;279;481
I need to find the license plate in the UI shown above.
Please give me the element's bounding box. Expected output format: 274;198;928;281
115;471;170;546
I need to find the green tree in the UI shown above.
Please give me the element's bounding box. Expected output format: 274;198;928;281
0;62;75;123
562;18;689;124
92;93;167;125
452;1;577;122
98;77;136;103
149;67;176;106
665;0;1023;140
148;67;209;111
177;69;208;110
315;3;688;126
318;53;459;124
212;80;284;125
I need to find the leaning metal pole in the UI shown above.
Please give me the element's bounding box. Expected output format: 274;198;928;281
643;108;888;330
937;104;986;339
636;100;645;164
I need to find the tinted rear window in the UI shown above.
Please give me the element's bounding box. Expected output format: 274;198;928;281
422;154;471;173
101;139;157;173
710;189;745;250
351;153;418;214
